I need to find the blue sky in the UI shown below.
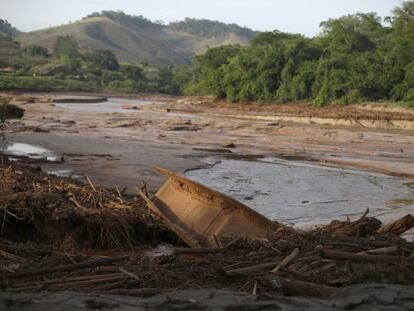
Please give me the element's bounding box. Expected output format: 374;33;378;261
0;0;403;36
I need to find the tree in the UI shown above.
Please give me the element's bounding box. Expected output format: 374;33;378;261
121;64;144;80
23;45;49;58
185;45;241;96
53;36;80;58
85;50;119;71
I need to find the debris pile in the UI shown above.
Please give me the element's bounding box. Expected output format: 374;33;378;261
0;164;414;298
0;165;177;249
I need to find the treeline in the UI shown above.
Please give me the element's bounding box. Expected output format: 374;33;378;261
0;19;20;40
0;35;179;94
177;1;414;106
169;18;256;38
85;11;160;28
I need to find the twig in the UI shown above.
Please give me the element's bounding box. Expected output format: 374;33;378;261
252;280;258;295
352;208;370;226
118;267;139;280
115;186;124;204
271;248;299;274
85;175;97;192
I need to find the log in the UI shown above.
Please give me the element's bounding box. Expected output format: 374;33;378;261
225;261;280;276
358;246;399;256
271;248;299;274
0;249;27;263
320;249;401;264
1;256;128;280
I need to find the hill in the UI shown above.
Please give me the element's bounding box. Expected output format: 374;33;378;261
16;11;257;66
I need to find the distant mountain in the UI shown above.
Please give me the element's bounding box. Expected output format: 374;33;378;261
17;11;257;66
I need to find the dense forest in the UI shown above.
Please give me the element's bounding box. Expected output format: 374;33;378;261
179;1;414;106
1;2;414;106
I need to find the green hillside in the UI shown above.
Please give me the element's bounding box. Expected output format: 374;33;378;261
17;11;257;66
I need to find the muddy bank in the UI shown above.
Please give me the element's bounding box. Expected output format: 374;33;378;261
2;132;207;193
3;284;414;310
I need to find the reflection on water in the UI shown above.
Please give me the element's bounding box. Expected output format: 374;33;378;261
0;142;57;161
186;157;414;228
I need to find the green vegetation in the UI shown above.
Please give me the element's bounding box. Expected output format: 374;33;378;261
0;33;180;94
179;1;414;106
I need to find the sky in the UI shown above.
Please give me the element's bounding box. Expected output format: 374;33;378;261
0;0;404;37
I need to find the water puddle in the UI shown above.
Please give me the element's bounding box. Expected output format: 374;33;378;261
55;98;163;113
0;143;57;161
186;157;414;228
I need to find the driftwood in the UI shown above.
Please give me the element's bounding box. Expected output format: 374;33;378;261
8;273;126;292
226;262;280;276
322;209;382;237
320;249;401;264
359;246;399;256
378;215;414;235
271;248;299;274
1;256;128;281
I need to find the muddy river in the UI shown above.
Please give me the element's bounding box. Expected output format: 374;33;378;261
186;157;414;227
2;96;414;228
